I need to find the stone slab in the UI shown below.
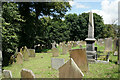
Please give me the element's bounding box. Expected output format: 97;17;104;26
3;70;12;78
69;49;88;72
21;69;35;78
59;58;84;78
51;58;65;70
16;52;23;64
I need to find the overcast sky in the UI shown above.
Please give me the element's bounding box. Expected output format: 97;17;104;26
67;0;119;24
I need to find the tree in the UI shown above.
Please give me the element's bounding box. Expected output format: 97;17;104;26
2;2;24;66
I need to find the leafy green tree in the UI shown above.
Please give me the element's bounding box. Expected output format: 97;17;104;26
2;2;24;66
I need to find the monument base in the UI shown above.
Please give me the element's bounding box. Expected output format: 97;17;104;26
86;51;96;62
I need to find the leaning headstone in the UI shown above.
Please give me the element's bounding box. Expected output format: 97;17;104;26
69;49;88;72
59;58;84;78
104;37;113;52
3;70;12;78
16;52;23;64
28;49;35;57
52;48;59;57
21;69;35;78
51;58;65;70
97;39;104;46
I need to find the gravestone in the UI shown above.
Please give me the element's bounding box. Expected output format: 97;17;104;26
67;44;72;51
51;58;65;70
61;43;67;55
69;49;88;72
97;39;104;46
28;49;35;57
79;45;82;49
22;46;29;61
104;37;113;52
52;41;56;49
59;58;84;78
3;70;12;78
114;51;118;56
73;42;78;47
118;37;120;64
52;48;59;57
21;69;35;78
85;11;96;62
16;52;23;64
113;37;118;51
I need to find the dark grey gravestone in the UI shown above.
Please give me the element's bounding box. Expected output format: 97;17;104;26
51;58;65;70
85;11;96;62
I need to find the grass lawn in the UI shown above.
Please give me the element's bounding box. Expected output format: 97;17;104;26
2;44;119;78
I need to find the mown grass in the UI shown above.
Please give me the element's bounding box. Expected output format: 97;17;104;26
2;43;119;78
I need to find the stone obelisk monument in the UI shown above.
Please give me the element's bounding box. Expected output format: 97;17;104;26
85;11;96;62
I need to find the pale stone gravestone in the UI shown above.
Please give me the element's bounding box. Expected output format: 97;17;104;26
69;49;88;72
59;58;84;78
3;70;12;78
22;46;30;61
28;49;35;57
97;39;104;46
21;69;35;78
61;43;67;55
52;48;59;57
52;41;56;49
16;52;23;64
51;58;65;70
104;37;113;52
67;43;72;51
114;51;118;56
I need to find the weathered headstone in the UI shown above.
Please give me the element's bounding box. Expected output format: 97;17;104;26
52;41;56;49
3;70;12;78
52;48;59;57
85;11;96;62
28;49;35;57
73;42;78;47
104;37;113;52
59;58;84;78
51;58;65;70
67;44;72;51
114;51;118;56
61;43;67;55
118;37;120;64
97;39;104;46
69;49;88;72
113;37;118;51
79;45;82;49
16;52;23;64
21;69;35;78
22;46;29;61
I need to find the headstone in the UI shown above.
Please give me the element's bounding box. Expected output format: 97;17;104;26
28;49;35;57
97;39;104;46
51;58;65;70
52;48;59;57
114;51;118;56
3;70;12;78
52;41;56;49
61;43;67;55
79;45;82;49
113;37;118;51
67;44;72;51
59;58;84;78
85;11;96;62
16;52;23;64
73;42;78;47
118;37;120;64
69;49;88;72
104;37;113;52
21;69;35;78
22;46;29;61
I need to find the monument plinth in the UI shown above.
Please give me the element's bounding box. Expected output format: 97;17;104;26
85;11;96;62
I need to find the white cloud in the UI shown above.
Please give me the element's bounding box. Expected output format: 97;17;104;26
69;1;89;9
92;0;119;24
